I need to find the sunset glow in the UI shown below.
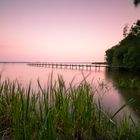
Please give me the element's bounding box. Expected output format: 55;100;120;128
0;0;140;62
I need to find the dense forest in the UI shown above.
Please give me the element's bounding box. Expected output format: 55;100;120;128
105;20;140;71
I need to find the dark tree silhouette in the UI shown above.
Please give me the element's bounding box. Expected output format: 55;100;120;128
123;24;129;37
134;0;140;6
105;20;140;71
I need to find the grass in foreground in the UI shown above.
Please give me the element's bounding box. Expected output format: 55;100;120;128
0;77;140;140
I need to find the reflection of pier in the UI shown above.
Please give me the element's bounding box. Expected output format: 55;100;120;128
28;62;108;71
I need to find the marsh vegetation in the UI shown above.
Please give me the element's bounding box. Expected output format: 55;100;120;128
0;76;140;140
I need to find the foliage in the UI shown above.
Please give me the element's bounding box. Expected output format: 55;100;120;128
0;78;140;139
134;0;140;6
105;20;140;71
105;46;116;65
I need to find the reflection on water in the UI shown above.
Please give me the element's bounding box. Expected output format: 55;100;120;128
105;70;140;121
0;63;140;122
0;63;106;89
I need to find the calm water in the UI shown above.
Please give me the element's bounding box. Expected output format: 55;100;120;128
0;63;140;122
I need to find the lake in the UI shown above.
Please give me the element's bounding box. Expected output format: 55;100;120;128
0;63;140;122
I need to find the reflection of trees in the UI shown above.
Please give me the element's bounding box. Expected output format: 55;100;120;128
105;70;140;117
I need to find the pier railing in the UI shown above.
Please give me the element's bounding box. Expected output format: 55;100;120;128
28;62;108;71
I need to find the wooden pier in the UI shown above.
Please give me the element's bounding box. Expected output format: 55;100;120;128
28;62;108;71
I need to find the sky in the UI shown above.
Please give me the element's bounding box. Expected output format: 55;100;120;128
0;0;140;62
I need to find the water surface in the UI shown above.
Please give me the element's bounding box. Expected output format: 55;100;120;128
0;63;140;122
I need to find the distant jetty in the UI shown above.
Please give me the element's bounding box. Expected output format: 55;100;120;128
28;62;108;71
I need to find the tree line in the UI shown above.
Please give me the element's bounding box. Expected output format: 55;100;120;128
105;20;140;71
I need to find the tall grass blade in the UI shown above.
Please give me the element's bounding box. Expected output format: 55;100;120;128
111;98;135;120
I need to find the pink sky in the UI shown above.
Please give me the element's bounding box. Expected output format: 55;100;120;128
0;0;140;62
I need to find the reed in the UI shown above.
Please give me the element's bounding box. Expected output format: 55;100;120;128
0;77;140;139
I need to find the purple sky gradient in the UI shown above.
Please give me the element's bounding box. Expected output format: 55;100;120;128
0;0;140;62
